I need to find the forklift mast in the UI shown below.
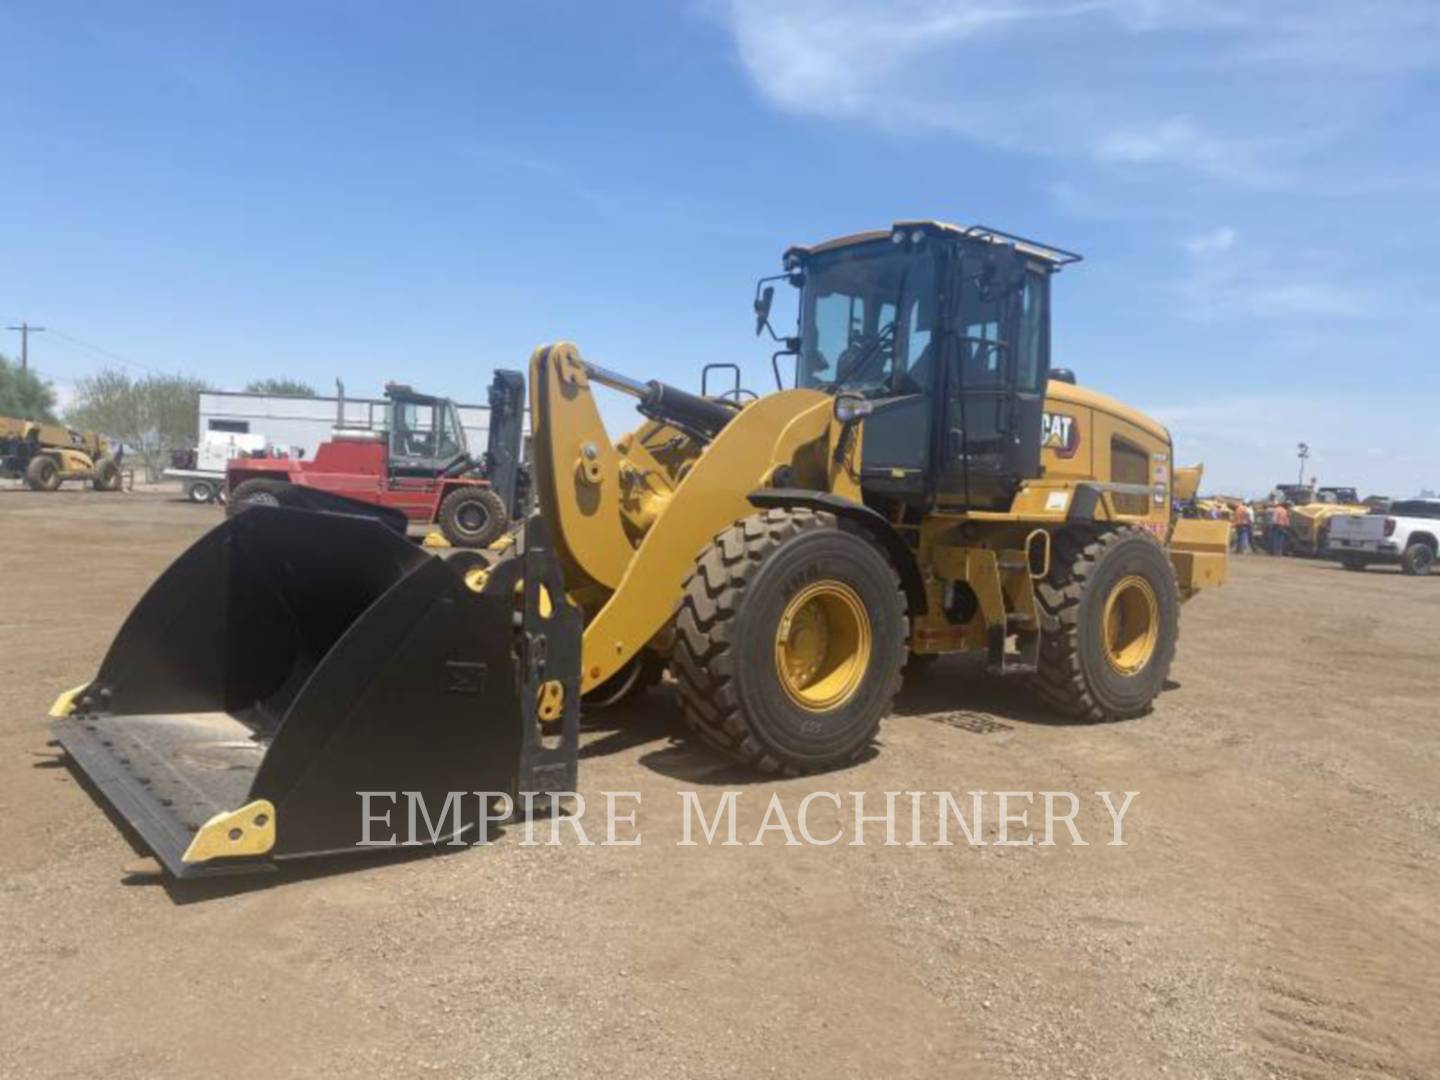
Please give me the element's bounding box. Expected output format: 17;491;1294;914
484;370;527;518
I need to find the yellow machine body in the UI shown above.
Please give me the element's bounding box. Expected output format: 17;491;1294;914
0;416;119;489
50;218;1232;877
527;343;1227;685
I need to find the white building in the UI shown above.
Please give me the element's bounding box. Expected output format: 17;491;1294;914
197;390;496;459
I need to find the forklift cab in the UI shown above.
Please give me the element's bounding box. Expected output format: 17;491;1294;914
782;222;1079;512
384;384;470;478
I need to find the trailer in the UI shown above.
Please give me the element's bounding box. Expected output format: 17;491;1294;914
164;432;269;503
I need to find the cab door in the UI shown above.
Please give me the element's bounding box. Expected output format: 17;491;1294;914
936;248;1050;510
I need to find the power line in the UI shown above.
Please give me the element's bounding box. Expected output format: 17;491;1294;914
6;322;45;373
44;327;168;377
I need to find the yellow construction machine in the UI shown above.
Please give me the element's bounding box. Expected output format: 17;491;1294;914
1283;486;1369;556
50;220;1228;877
1;417;122;491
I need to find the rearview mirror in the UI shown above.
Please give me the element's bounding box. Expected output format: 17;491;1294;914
754;285;775;337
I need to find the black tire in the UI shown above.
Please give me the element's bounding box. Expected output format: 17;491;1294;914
1340;553;1368;572
671;508;907;774
226;478;292;517
92;458;121;492
24;455;60;492
437;485;508;548
1031;526;1180;722
1401;542;1434;576
186;479;217;504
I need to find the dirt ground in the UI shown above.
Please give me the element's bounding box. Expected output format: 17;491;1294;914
1;489;1436;1080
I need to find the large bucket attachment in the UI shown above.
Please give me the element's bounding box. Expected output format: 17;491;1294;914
52;505;580;879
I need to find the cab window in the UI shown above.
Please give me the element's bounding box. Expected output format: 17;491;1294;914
391;401;437;459
1015;269;1048;393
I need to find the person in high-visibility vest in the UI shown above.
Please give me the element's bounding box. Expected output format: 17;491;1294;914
1232;502;1253;554
1270;502;1291;556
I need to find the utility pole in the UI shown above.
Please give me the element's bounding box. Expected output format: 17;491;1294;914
1297;442;1310;487
6;322;45;373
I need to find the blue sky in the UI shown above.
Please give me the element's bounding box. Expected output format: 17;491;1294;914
1;0;1436;496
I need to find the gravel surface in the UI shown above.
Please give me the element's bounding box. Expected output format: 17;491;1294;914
1;489;1436;1079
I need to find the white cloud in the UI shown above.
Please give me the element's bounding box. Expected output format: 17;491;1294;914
715;0;1440;189
1091;118;1293;187
1183;226;1236;255
1143;392;1431;497
1177;225;1374;321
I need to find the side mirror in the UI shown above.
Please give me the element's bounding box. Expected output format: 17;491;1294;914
754;285;775;337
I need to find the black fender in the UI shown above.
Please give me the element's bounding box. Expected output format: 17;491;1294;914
747;489;927;615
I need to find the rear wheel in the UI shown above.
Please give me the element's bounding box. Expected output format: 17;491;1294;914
1401;542;1434;576
186;479;218;504
1032;526;1180;722
92;458;122;491
1340;552;1368;572
671;508;907;774
24;455;60;491
438;486;507;548
227;478;291;516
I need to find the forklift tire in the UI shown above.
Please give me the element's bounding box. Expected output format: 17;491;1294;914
227;478;292;517
24;455;61;492
671;508;907;775
92;458;122;492
1032;525;1179;723
437;486;508;548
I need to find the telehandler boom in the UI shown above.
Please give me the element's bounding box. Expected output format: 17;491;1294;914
50;220;1227;877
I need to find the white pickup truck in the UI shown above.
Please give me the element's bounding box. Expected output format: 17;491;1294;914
1329;499;1440;575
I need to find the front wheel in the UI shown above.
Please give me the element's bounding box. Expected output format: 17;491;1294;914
437;486;508;548
671;508;907;774
1032;526;1180;722
24;455;61;492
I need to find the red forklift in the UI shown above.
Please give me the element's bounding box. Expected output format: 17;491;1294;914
225;371;527;547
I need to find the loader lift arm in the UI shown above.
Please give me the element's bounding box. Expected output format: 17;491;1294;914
527;342;863;692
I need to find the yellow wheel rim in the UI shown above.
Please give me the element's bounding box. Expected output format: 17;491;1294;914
1103;575;1158;676
774;581;871;712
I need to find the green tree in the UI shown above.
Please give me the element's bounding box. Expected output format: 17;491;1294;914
245;377;316;396
0;353;58;422
66;368;211;478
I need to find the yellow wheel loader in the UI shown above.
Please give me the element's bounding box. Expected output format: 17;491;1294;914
50;220;1228;877
1;417;123;491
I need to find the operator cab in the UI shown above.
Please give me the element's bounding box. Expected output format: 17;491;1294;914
772;221;1079;512
383;383;470;478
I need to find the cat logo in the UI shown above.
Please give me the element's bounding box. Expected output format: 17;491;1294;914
1041;412;1080;459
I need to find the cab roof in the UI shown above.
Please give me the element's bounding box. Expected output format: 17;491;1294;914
785;220;1083;269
